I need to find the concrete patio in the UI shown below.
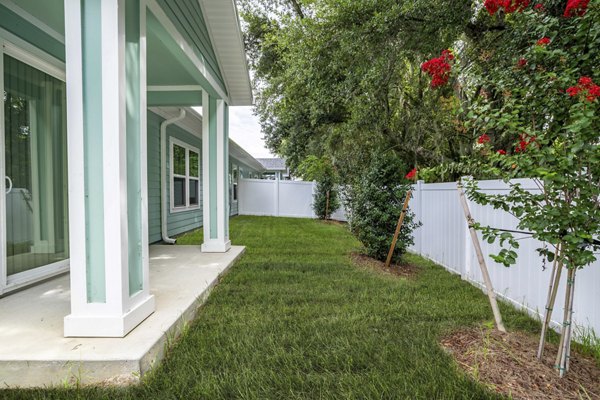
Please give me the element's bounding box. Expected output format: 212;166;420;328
0;245;245;388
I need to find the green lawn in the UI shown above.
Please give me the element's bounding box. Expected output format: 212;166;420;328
7;216;543;399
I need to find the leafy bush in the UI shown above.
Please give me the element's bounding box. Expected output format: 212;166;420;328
298;156;340;219
345;153;420;262
313;175;339;219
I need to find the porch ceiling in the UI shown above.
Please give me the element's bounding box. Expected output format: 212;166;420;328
146;10;218;105
147;11;199;87
4;0;64;39
6;0;246;106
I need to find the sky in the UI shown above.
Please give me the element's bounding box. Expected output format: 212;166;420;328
191;106;274;159
229;106;274;159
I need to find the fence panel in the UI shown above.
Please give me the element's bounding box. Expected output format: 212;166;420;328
278;181;316;218
239;179;321;219
238;179;277;216
410;178;600;335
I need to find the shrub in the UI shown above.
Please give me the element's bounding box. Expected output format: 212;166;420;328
313;175;339;219
345;153;419;262
297;156;340;219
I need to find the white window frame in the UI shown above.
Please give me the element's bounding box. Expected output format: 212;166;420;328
231;164;239;203
169;137;200;213
0;35;69;295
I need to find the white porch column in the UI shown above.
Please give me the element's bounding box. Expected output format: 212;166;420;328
201;92;231;252
63;0;155;337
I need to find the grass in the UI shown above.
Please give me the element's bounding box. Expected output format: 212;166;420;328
5;216;546;399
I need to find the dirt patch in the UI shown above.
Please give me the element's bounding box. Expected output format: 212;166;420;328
441;327;600;399
350;252;419;278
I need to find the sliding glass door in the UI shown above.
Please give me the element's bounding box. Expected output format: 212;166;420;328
2;51;68;290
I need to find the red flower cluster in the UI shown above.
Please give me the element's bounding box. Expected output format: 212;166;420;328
515;133;536;153
536;37;551;46
484;0;530;15
405;168;417;180
421;50;454;88
567;76;600;102
497;149;507;155
564;0;590;17
516;58;528;68
533;3;544;11
477;134;491;144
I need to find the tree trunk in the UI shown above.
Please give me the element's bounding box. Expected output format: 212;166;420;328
537;244;563;359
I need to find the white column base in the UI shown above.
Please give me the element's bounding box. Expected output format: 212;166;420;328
64;295;155;337
201;240;231;253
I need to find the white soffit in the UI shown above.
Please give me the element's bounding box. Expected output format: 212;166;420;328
229;141;266;172
199;0;253;106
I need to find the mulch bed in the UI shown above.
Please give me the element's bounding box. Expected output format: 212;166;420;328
350;252;419;278
441;327;600;399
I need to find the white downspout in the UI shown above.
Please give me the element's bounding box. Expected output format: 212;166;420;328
160;109;186;244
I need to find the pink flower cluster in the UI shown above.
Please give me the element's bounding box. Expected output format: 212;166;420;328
564;0;590;17
567;77;600;102
421;50;454;88
536;37;551;46
477;134;491;144
484;0;530;15
515;133;536;153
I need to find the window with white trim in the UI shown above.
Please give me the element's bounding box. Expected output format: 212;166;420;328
170;138;200;212
232;164;239;202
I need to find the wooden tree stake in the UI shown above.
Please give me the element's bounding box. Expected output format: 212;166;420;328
325;190;330;220
384;190;412;269
457;183;506;333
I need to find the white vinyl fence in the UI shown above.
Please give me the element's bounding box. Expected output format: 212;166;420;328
409;179;600;335
238;178;348;220
239;179;316;218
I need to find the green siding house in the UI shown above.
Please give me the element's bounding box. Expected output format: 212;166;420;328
0;0;260;337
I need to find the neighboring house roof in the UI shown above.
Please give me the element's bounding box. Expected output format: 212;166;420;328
256;158;288;172
200;0;253;106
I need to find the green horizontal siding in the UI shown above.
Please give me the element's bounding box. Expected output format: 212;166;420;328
147;111;204;243
156;0;226;95
147;112;163;243
148;112;263;243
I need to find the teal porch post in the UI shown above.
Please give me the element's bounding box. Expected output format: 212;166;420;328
201;92;231;252
63;0;155;337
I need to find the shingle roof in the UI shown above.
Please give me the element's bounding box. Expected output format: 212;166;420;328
256;158;287;171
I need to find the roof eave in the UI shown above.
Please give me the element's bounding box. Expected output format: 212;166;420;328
199;0;253;106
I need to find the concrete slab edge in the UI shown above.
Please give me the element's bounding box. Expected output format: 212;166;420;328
138;246;246;378
0;246;247;389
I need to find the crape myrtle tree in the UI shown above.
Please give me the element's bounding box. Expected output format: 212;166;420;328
420;0;599;376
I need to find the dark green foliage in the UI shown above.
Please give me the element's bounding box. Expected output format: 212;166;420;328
345;152;419;261
240;0;476;181
313;177;339;219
